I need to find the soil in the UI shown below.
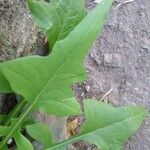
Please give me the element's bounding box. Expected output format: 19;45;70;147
0;0;150;150
73;0;150;149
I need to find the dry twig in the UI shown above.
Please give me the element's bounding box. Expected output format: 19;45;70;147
101;89;113;100
114;0;134;10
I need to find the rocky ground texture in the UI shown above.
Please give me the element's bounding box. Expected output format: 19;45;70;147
75;0;150;149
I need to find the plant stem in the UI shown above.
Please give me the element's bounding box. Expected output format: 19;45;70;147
0;98;37;149
0;99;26;148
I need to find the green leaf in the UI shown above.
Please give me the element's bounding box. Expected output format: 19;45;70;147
14;132;33;150
0;144;8;150
26;123;53;148
35;97;81;116
0;72;12;93
0;0;112;115
46;100;148;150
46;0;85;47
81;100;148;150
27;0;53;30
0;126;10;136
0;0;113;148
0;118;22;149
28;0;85;48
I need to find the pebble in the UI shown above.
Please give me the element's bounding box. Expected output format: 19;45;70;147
81;92;85;97
85;85;90;92
7;138;13;145
103;53;122;68
90;53;94;58
93;0;102;4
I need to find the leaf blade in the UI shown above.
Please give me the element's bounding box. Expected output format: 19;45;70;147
0;126;10;136
0;71;12;93
81;100;148;149
0;0;112;115
46;0;85;47
26;123;53;148
28;0;85;48
46;100;148;150
14;132;33;150
27;0;53;30
0;0;113;148
35;97;81;116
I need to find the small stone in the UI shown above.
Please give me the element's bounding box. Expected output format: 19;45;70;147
7;139;13;145
103;53;122;68
141;43;149;49
95;59;102;65
134;87;139;91
93;0;102;4
104;53;113;63
86;70;90;73
81;92;84;97
90;53;94;58
33;141;43;150
85;85;90;92
79;87;82;90
126;81;132;86
141;39;150;52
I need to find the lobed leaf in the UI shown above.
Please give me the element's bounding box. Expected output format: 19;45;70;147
81;100;148;150
1;1;140;149
0;100;147;149
45;0;85;47
0;0;113;148
28;0;85;49
46;100;148;150
0;0;112;117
